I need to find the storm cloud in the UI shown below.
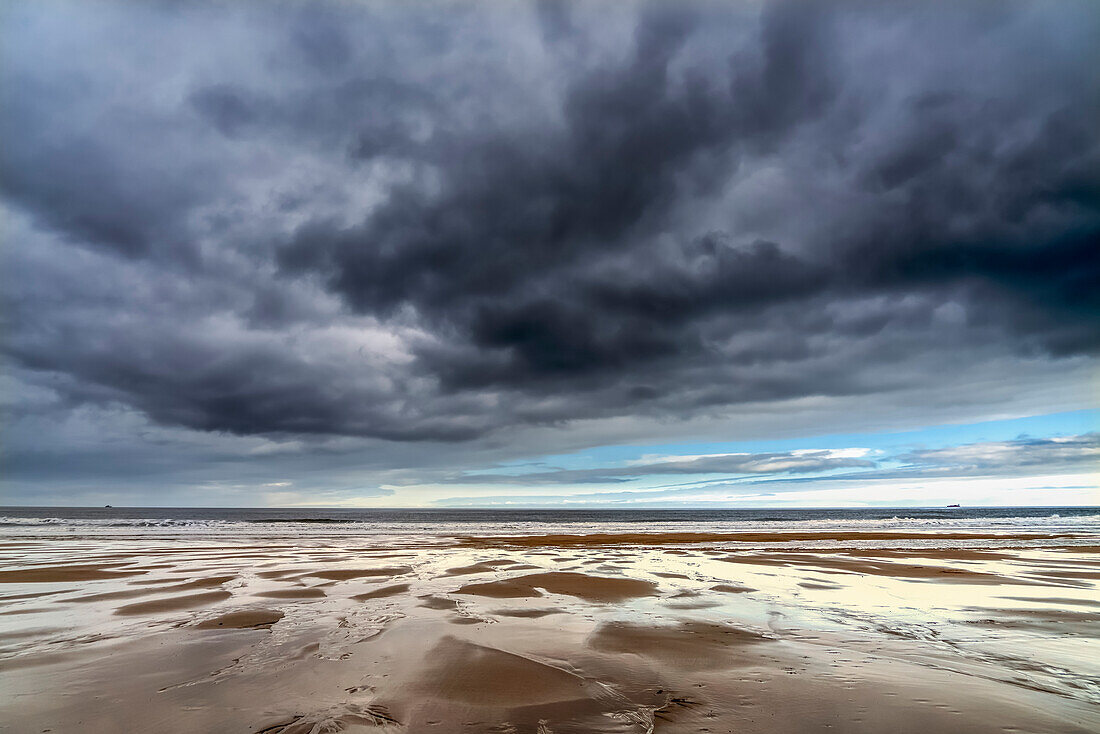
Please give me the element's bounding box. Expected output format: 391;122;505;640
1;0;1097;503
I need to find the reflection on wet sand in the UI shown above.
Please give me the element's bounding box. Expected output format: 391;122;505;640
1;531;1099;733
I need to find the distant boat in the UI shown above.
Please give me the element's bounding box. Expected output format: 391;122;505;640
104;504;112;508
946;504;961;508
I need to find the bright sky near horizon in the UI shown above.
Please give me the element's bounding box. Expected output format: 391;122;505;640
397;411;1099;509
1;1;1097;508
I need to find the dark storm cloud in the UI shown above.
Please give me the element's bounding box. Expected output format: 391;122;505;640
1;0;1098;458
0;106;210;260
276;2;843;392
275;0;1099;411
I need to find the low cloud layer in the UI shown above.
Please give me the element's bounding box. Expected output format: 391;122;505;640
428;434;1100;506
893;434;1100;478
1;1;1097;503
433;449;876;486
430;434;1099;487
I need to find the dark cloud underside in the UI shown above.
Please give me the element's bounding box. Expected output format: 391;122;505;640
1;0;1097;452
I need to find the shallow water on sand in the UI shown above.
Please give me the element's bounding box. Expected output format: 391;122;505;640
1;512;1098;733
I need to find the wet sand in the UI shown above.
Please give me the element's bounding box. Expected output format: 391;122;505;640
1;531;1099;733
456;571;659;602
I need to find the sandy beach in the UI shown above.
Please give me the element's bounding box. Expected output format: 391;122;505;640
1;515;1099;734
4;0;1098;728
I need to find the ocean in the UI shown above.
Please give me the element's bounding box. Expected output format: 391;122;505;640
2;505;1098;544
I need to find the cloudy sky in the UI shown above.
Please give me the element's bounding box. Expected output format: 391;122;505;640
1;0;1097;508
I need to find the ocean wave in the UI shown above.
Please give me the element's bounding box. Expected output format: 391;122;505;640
1;509;1098;538
0;517;217;528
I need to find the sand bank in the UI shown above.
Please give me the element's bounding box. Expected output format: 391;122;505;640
457;571;659;602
